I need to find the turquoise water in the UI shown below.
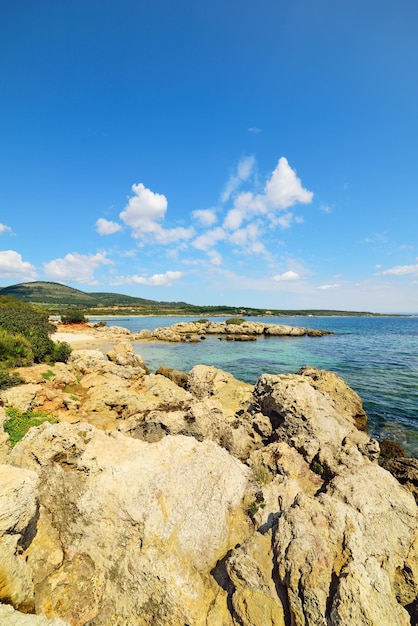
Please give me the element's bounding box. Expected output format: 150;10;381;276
89;315;418;456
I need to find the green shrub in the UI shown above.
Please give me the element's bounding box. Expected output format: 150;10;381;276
3;406;58;447
225;317;245;325
0;296;56;364
0;329;34;367
52;341;72;363
60;309;86;324
0;369;24;390
0;296;70;364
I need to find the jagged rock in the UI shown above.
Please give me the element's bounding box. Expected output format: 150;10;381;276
93;324;133;338
0;465;39;611
380;456;418;503
136;320;332;342
253;370;379;474
106;342;148;371
264;324;306;336
0;383;42;413
152;327;182;342
67;349;108;374
155;365;189;389
1;360;417;625
8;423;251;625
187;364;253;411
226;532;286;626
296;365;368;431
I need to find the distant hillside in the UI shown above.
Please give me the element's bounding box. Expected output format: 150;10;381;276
0;281;381;317
0;281;183;309
0;281;98;306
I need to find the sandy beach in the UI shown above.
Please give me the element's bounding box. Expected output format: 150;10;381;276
51;330;117;351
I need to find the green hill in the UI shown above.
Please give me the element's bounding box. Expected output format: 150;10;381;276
0;281;203;313
0;281;381;317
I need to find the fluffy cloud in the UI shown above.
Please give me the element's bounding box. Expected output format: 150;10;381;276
264;157;313;209
120;183;194;244
221;156;256;203
43;252;113;284
113;271;184;287
378;262;418;276
273;271;300;281
223;157;313;233
192;208;218;227
96;218;122;235
0;250;37;279
0;223;13;235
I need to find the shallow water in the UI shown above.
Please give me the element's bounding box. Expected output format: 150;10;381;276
89;315;418;456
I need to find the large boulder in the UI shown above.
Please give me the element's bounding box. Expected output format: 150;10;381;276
0;465;39;611
8;423;251;625
106;342;148;370
252;370;379;474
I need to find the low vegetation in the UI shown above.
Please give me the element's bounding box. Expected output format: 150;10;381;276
3;406;58;447
225;317;246;325
60;309;86;324
0;369;24;391
0;295;72;367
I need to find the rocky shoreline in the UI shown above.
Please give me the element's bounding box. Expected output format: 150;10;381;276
52;318;333;345
1;339;417;625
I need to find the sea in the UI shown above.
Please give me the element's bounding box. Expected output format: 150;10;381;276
88;315;418;457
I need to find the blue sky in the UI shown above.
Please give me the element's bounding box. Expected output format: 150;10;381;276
1;0;418;312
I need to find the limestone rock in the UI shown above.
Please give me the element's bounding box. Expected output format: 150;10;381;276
0;604;68;625
0;465;39;610
153;327;182;342
1;383;42;413
380;455;418;503
67;349;108;374
187;364;253;411
8;423;251;625
296;365;368;431
106;342;148;370
253;370;379;473
226;533;286;626
155;365;189;389
264;324;306;336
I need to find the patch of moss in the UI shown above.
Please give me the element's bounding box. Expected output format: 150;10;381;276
42;369;55;380
3;406;58;447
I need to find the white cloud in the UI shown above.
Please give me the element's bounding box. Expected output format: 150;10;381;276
43;252;113;284
0;224;13;235
273;271;300;281
0;250;37;279
192;227;226;251
113;271;184;287
264;157;313;210
96;218;122;235
120;183;194;244
378;262;418;276
192;208;218;227
318;283;340;290
221;156;255;203
248;127;262;134
223;157;313;233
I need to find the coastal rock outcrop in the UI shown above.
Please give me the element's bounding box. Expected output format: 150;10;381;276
0;349;417;625
7;424;251;625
